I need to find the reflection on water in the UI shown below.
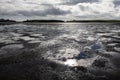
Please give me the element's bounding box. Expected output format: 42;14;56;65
0;23;120;80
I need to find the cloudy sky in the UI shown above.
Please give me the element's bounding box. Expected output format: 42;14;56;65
0;0;120;20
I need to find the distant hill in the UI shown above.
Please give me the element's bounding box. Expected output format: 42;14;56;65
0;19;16;22
67;20;120;22
23;20;64;23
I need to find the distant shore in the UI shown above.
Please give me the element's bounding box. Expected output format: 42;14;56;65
1;19;120;25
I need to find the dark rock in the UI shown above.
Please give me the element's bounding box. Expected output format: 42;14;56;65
92;58;108;68
0;43;6;48
22;33;31;36
61;57;67;62
102;54;112;58
26;41;40;48
118;32;120;36
106;45;114;51
71;66;87;73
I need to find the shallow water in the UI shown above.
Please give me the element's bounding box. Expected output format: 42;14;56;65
0;23;120;80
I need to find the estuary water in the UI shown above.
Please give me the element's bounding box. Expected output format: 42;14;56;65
0;23;120;80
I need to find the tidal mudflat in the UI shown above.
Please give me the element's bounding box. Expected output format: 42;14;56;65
0;23;120;80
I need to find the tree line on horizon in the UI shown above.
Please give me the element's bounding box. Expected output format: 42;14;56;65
0;19;120;22
0;19;16;22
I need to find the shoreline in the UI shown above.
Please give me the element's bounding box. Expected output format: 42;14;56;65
1;22;120;25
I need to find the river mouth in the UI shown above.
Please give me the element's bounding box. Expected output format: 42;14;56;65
0;23;120;80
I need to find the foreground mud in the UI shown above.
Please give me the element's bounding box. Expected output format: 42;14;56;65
0;23;120;80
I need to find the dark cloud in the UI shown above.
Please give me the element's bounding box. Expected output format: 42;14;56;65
75;13;115;20
6;7;70;17
0;1;71;18
0;10;18;16
61;0;99;5
114;0;120;7
44;7;71;16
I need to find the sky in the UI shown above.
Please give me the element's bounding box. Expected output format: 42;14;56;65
0;0;120;21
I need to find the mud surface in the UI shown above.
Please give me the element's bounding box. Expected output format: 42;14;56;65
0;23;120;80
